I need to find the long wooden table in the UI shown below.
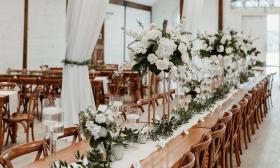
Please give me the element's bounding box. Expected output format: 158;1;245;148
24;88;248;168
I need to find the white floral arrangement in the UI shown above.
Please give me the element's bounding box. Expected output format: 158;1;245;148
170;64;210;101
79;105;119;166
127;20;192;76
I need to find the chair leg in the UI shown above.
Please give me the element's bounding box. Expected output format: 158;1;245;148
230;142;234;168
234;141;241;166
243;122;248;149
26;127;29;142
5;127;11;146
31;123;35;141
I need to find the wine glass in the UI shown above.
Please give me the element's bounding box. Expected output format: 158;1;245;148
43;99;64;168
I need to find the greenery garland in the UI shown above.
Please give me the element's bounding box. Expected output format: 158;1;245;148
62;59;91;66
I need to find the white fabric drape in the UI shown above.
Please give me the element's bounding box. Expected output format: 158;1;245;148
62;0;109;127
182;0;204;34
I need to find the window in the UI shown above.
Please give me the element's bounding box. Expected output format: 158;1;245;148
232;0;280;8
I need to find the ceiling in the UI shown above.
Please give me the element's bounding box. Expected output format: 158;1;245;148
126;0;159;6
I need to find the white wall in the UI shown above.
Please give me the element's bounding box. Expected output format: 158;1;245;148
28;0;66;69
0;0;24;73
152;0;179;26
0;0;66;73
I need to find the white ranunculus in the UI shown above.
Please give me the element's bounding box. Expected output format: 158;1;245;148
184;87;190;93
225;35;231;41
218;45;224;52
98;104;108;112
225;47;233;54
156;58;169;71
95;113;107;124
208;46;213;51
147;53;158;64
156;38;177;59
181;53;190;64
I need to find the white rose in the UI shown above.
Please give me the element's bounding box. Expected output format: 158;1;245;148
156;58;169;71
95;113;106;124
195;87;201;94
147;53;158;64
89;124;101;139
208;46;213;51
98;104;108;112
99;127;108;138
220;37;226;44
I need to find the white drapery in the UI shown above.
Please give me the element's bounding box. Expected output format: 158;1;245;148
182;0;204;34
62;0;109;127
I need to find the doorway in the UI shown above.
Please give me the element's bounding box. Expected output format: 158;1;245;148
266;14;280;74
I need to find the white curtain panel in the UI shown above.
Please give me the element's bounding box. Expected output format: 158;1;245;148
62;0;109;127
182;0;204;35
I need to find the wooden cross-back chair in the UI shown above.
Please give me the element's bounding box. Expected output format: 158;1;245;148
0;140;48;168
217;111;233;168
3;88;41;144
191;133;212;168
209;123;226;168
179;151;195;168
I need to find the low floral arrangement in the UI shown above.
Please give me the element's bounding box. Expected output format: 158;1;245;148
127;20;192;77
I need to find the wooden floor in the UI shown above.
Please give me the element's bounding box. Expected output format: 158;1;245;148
3;71;280;168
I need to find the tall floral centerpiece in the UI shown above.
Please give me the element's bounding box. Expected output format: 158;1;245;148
198;30;240;87
238;32;261;83
127;20;192;122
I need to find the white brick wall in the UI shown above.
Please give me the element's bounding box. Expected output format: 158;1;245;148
0;0;66;73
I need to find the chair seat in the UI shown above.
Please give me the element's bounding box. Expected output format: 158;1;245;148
3;113;32;123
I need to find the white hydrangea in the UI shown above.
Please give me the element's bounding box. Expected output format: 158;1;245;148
156;38;177;59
